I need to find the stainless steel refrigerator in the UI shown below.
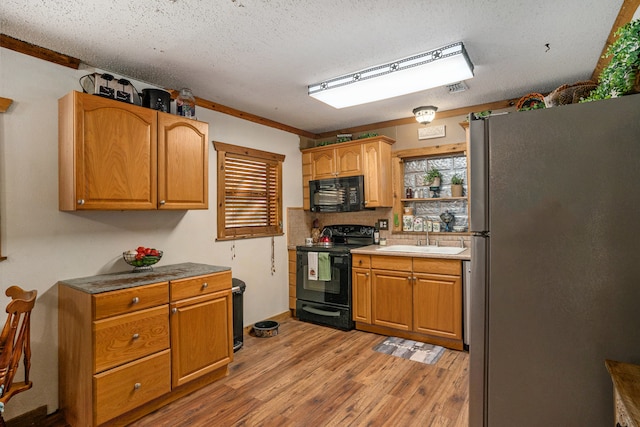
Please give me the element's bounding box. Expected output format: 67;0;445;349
468;94;640;426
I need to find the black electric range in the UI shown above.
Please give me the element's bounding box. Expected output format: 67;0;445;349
295;224;375;330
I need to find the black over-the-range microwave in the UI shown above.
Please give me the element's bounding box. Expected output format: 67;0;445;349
309;175;368;212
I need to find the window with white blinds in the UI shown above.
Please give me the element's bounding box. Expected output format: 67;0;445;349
213;141;285;240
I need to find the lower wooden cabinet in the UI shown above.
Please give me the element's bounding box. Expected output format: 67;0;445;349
413;272;462;339
353;254;463;350
94;350;172;426
352;267;371;323
372;268;413;331
58;265;232;426
170;289;233;387
288;249;296;311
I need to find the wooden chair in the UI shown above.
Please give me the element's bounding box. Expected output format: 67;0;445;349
0;286;37;426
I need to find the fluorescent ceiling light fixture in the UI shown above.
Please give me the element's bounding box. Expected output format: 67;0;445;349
308;42;474;109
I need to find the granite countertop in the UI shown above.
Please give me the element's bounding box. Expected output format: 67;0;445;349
351;244;471;260
58;262;231;294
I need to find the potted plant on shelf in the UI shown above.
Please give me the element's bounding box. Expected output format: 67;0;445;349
424;167;442;187
583;18;640;101
451;174;464;197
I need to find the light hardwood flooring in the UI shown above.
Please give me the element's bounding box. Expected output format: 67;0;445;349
128;316;469;427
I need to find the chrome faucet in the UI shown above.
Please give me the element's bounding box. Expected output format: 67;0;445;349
459;237;465;248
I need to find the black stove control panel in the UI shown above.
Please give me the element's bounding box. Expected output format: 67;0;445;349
319;224;375;247
324;224;374;237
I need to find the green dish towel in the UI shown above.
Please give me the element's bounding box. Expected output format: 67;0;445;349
318;252;331;281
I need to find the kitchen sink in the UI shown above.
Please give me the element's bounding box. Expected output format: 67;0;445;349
375;245;466;255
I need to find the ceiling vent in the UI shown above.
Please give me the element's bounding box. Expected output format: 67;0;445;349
447;81;468;93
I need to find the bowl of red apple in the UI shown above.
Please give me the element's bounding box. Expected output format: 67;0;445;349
123;247;163;272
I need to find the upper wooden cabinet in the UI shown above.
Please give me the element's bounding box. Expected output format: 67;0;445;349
157;113;209;210
301;136;395;209
311;143;363;179
59;91;208;211
362;140;393;207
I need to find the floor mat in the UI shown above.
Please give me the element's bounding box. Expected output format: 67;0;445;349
373;336;445;365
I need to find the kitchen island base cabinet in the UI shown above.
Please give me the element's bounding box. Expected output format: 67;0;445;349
58;265;232;426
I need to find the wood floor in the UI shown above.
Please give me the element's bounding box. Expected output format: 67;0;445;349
128;316;469;427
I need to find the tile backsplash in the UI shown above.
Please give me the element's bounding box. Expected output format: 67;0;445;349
286;207;470;248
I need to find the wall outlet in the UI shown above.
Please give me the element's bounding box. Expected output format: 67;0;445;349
378;219;389;230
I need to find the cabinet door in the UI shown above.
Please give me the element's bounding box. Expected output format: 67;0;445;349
63;91;157;210
363;141;392;207
157;113;209;209
302;152;312;210
413;273;462;340
336;144;362;176
288;249;297;310
371;269;412;330
352;267;371;323
170;290;233;387
311;149;336;179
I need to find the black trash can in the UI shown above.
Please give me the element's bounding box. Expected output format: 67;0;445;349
232;278;246;352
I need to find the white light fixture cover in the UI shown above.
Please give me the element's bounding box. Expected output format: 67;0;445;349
413;106;438;124
308;42;474;109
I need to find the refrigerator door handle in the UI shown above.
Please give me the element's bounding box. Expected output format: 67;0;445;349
472;231;490;238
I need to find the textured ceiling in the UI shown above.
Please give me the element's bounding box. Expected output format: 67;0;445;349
0;0;630;134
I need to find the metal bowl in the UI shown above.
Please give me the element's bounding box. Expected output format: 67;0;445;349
253;320;279;338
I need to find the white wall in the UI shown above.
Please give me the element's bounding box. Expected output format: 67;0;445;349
0;47;302;419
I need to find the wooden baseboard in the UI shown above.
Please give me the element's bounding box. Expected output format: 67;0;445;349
355;322;464;351
243;310;292;335
6;405;47;427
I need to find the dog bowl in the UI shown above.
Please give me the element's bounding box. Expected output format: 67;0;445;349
253;320;279;338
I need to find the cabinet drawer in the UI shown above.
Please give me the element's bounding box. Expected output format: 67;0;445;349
94;349;171;426
413;258;461;276
371;255;412;271
170;270;232;302
94;305;169;373
93;282;169;320
353;254;371;269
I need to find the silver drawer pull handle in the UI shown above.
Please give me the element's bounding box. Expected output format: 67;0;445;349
202;282;208;289
77;199;85;205
132;297;140;304
132;333;140;340
171;307;177;314
134;383;141;390
160;200;166;205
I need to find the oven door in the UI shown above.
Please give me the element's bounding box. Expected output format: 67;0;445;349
296;250;351;306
